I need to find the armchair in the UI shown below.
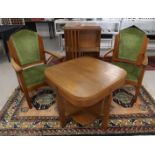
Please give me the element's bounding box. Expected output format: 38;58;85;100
7;29;62;108
103;26;149;103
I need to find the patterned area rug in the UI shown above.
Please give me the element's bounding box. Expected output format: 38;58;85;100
0;86;155;136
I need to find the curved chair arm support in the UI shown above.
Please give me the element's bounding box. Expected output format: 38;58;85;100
45;50;65;63
103;49;114;58
45;50;65;58
104;48;114;58
11;58;22;72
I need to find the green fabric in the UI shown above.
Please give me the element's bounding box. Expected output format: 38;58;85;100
11;29;40;65
113;62;141;82
118;26;145;62
22;64;47;88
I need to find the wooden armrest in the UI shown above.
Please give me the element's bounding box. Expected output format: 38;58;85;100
11;58;22;72
22;62;44;70
45;50;65;59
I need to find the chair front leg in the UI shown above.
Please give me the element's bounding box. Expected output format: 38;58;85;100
23;88;32;109
18;73;32;109
134;85;141;103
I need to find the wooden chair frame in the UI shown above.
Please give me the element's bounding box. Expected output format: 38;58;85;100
103;33;149;102
7;34;62;109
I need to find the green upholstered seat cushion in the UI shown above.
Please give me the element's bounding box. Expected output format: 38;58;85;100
112;62;141;82
118;26;145;62
22;64;47;88
11;29;40;65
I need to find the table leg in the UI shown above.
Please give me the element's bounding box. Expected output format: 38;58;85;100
102;93;112;129
56;91;66;127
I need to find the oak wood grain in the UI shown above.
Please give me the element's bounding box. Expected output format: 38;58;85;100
64;23;101;60
45;57;127;127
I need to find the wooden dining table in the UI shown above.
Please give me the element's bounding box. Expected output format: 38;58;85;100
45;57;127;129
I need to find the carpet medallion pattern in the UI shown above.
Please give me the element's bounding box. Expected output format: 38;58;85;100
0;86;155;136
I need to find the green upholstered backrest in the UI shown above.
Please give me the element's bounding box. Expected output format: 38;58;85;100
11;29;40;65
118;26;145;62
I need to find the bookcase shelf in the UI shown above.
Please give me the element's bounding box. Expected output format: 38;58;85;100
54;19;120;50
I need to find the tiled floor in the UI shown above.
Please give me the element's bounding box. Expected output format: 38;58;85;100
0;37;155;110
0;53;18;110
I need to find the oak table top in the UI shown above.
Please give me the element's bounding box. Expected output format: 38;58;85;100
45;57;127;127
45;57;127;106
